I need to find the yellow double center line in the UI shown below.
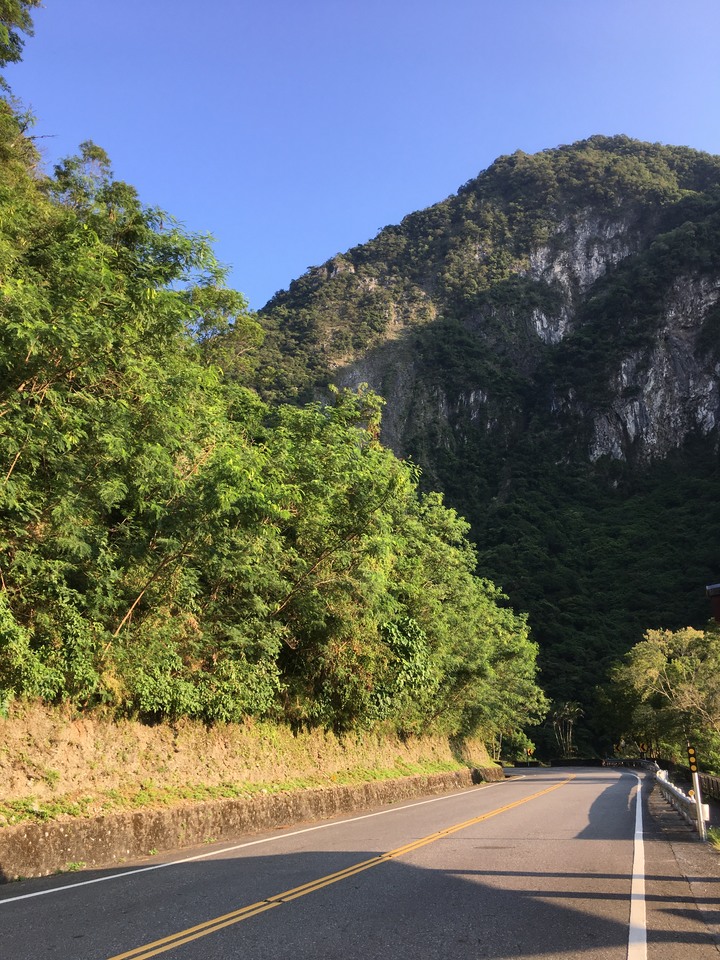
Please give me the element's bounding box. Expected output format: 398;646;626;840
109;774;574;960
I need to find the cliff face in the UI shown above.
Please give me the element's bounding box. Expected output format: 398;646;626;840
256;136;720;715
586;275;720;462
333;217;720;469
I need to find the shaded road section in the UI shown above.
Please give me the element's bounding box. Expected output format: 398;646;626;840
1;768;719;959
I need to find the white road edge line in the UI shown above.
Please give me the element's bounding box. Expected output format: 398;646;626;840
627;773;647;960
0;777;516;905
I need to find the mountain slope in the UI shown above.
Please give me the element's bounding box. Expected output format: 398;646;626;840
255;136;720;746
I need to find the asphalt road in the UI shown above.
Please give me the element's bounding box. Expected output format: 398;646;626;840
1;767;719;959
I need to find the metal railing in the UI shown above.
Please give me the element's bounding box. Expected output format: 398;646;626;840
656;768;709;837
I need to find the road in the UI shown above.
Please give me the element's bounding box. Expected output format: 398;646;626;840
1;767;719;959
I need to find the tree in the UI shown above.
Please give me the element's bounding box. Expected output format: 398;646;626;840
0;128;267;713
0;0;39;70
551;701;583;757
612;626;720;769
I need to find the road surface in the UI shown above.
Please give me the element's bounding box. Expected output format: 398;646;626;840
1;767;718;959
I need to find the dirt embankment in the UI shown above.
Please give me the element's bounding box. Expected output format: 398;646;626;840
1;701;494;804
0;702;501;881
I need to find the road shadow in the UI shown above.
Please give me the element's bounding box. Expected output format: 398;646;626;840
2;827;719;959
575;770;639;840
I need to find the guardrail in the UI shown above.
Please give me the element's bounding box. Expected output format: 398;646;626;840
656;768;709;835
603;758;656;770
699;772;720;802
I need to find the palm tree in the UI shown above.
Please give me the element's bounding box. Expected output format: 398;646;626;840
552;701;583;757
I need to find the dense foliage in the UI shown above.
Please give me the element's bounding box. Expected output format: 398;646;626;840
256;136;720;755
0;1;39;72
611;626;720;772
0;96;546;741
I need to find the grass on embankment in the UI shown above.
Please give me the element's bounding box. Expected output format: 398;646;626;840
1;701;495;828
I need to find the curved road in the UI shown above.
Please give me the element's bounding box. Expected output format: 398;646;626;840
1;768;718;959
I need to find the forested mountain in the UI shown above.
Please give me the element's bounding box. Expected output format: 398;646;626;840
0;4;547;751
256;136;720;751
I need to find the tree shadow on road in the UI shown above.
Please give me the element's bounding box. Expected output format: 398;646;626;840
2;831;719;959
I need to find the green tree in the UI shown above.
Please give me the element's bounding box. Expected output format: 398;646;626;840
0;0;39;71
612;626;720;769
0;127;266;712
551;701;583;758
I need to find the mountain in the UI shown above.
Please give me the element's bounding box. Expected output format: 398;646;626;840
254;135;720;747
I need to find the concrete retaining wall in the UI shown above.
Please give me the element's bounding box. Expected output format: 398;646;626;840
0;767;503;882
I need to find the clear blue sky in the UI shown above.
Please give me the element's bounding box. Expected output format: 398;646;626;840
10;0;720;310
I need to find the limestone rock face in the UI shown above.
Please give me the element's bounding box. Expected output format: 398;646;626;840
587;276;720;461
526;211;641;345
338;229;720;467
529;212;638;293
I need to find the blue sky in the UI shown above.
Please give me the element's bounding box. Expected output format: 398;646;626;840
10;0;720;310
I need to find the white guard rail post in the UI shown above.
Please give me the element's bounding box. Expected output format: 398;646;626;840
656;768;709;837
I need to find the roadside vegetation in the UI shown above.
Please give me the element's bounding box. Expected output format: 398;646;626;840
0;1;546;792
607;624;720;772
